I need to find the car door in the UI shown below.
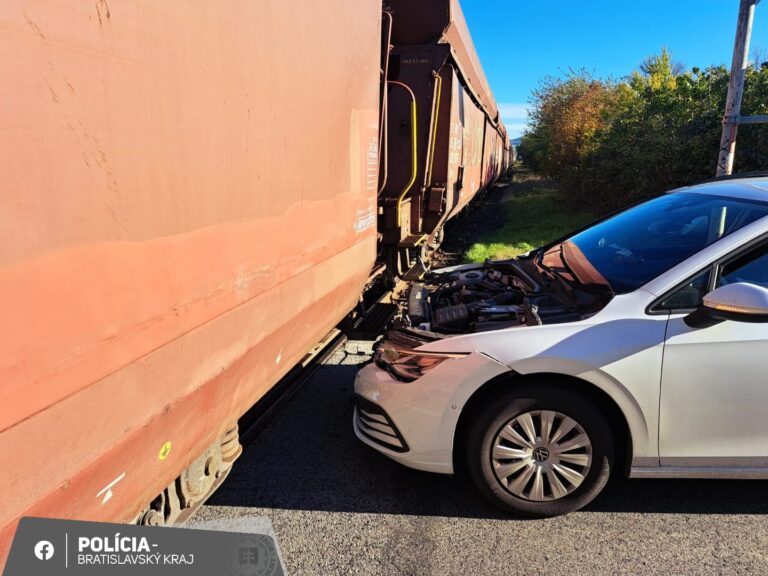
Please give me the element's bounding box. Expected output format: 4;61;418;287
659;239;768;468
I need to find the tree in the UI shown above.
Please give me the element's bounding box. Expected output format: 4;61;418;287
519;70;618;191
520;49;768;213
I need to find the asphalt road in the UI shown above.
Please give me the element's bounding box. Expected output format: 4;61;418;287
199;346;768;575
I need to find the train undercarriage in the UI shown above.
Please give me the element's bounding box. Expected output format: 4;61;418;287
133;427;242;526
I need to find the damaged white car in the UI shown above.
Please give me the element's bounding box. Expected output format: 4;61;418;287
354;176;768;517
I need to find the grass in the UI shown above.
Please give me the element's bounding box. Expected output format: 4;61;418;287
465;178;595;262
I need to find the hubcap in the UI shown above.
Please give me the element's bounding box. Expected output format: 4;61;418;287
491;410;593;502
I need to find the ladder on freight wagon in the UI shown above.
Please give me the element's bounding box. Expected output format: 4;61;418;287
718;0;768;176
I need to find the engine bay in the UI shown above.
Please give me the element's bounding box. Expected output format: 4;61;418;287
390;258;612;335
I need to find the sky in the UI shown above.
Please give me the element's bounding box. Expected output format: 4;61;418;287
462;1;768;139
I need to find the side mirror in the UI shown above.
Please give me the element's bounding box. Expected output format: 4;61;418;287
685;282;768;328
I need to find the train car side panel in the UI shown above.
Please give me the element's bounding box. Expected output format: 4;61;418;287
0;0;381;561
455;85;486;214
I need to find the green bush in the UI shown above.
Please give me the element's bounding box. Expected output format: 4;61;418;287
519;49;768;213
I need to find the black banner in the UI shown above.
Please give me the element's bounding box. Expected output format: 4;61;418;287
3;517;285;576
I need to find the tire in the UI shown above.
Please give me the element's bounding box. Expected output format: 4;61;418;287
465;385;614;517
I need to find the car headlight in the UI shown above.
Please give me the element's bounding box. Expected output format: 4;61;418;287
374;341;468;382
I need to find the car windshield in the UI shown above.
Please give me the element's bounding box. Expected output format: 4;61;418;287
558;192;768;294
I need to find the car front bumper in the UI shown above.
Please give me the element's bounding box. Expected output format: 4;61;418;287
353;352;510;474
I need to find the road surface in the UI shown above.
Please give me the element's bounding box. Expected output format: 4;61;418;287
198;346;768;575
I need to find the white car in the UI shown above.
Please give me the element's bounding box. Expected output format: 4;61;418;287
354;176;768;517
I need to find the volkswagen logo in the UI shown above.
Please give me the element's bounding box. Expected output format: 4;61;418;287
532;447;550;463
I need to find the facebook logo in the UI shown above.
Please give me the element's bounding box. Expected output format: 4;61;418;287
33;540;54;561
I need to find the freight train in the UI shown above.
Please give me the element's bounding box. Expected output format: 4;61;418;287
380;0;511;279
0;0;509;562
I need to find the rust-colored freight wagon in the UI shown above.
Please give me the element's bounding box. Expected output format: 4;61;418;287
505;140;516;172
482;119;507;186
380;0;508;278
0;0;381;564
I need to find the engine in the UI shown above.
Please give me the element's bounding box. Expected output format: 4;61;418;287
395;261;589;334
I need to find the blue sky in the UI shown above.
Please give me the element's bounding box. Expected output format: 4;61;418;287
463;1;768;138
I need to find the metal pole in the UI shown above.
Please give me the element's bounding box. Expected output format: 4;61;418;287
717;0;760;176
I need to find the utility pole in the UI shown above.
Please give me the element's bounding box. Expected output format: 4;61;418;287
717;0;762;176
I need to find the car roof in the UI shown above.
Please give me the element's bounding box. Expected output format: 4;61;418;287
671;175;768;203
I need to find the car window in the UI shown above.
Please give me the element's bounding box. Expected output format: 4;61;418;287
566;193;768;294
657;240;768;311
657;270;711;310
718;242;768;289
